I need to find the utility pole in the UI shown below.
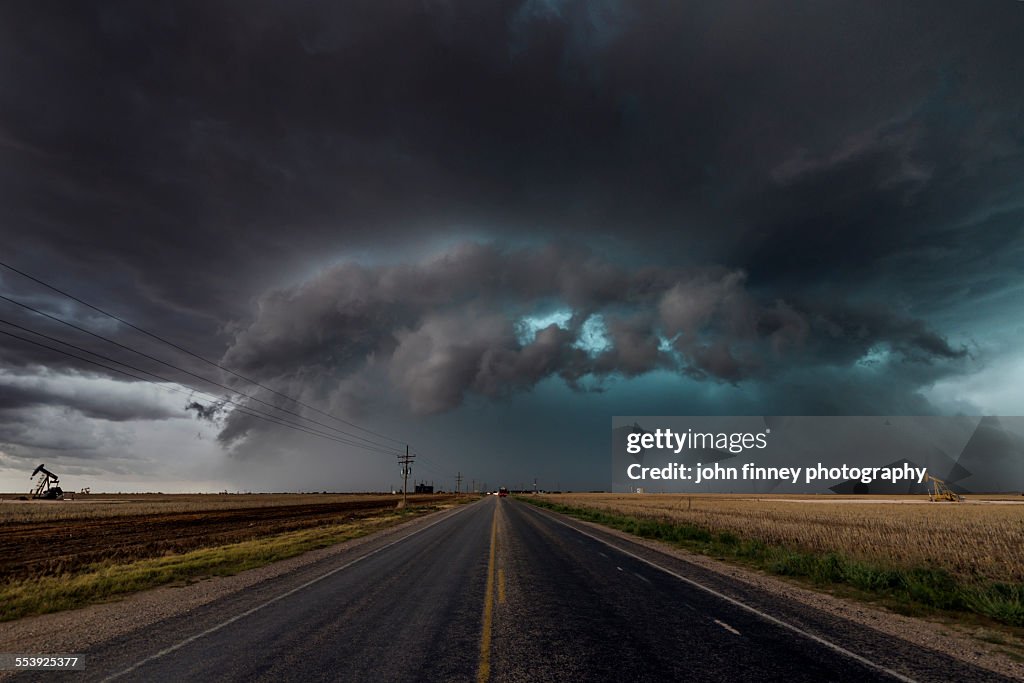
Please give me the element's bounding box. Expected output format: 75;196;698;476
455;472;463;496
533;477;538;494
471;478;475;494
397;446;415;507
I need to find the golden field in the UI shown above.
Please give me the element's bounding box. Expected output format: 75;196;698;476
541;494;1024;582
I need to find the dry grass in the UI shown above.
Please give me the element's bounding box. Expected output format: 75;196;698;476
543;494;1024;583
0;493;417;523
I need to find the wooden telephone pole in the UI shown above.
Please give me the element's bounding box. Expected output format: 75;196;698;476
397;447;415;507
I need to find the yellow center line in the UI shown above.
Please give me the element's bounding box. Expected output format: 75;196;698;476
494;523;506;605
477;504;498;683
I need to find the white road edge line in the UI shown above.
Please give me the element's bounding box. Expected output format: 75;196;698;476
530;505;917;683
102;501;480;682
713;619;741;636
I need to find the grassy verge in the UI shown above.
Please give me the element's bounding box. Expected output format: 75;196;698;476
0;501;459;622
520;497;1024;630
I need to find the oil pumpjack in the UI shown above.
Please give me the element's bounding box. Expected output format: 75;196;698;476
30;463;64;500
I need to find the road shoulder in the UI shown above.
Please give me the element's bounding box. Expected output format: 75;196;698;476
521;500;1024;681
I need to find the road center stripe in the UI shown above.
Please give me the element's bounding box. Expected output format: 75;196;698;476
477;503;499;683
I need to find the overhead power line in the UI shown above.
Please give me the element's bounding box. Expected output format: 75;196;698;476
0;322;404;457
0;324;403;455
0;294;398;453
0;260;405;446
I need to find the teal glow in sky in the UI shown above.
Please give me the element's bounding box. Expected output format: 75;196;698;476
514;310;611;356
855;344;891;369
575;315;611;355
514;309;572;344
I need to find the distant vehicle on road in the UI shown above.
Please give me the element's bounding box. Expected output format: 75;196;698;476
498;487;508;497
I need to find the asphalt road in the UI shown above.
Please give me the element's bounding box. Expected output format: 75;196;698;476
13;497;1014;682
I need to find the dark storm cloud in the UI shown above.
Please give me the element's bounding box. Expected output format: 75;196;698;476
0;1;1022;475
594;314;663;377
217;243;966;436
2;1;1022;298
